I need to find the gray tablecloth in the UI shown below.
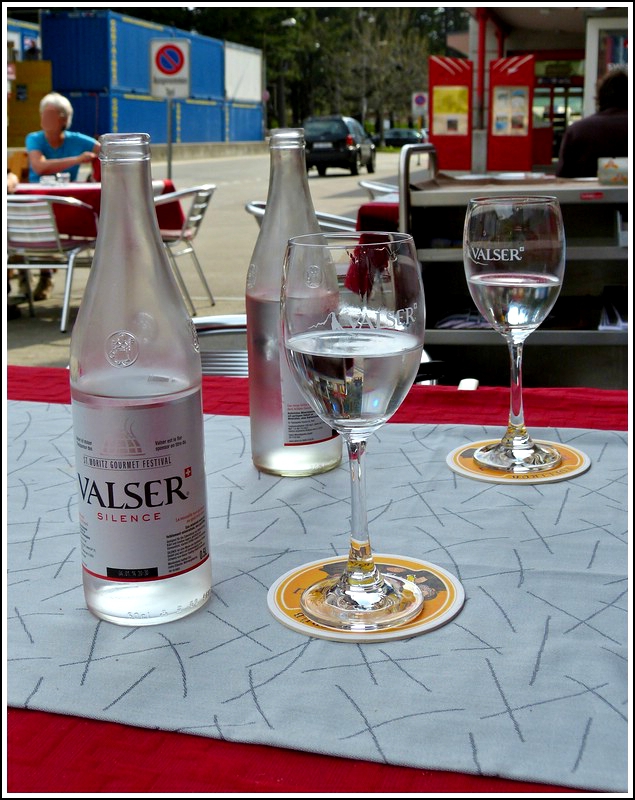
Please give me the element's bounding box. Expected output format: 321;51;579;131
7;401;628;791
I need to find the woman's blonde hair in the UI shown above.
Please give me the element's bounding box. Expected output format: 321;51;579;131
39;92;74;129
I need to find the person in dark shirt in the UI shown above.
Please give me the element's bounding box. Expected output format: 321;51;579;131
556;68;628;179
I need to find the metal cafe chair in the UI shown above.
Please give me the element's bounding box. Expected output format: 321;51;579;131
192;314;249;377
7;195;98;332
236;215;451;386
154;184;217;316
190;313;452;386
244;201;358;232
358;179;399;200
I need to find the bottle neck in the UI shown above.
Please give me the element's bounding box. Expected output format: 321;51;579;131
98;153;159;242
266;144;311;204
263;146;315;223
246;131;319;294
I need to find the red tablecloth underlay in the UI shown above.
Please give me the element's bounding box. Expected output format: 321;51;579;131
356;200;400;231
7;708;578;795
7;365;628;431
14;180;184;237
7;365;625;793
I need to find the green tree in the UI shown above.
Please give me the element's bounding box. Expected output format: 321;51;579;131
349;8;432;137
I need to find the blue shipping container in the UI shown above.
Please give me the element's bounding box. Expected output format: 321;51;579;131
67;92;111;141
177;99;225;143
41;9;224;100
69;91;168;142
69;91;226;145
226;102;264;142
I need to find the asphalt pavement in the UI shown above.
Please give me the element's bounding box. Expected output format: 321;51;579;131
6;150;405;368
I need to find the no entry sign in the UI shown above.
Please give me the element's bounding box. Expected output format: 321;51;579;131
150;39;190;98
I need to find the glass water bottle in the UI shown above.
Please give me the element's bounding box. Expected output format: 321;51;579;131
245;129;342;476
70;133;212;625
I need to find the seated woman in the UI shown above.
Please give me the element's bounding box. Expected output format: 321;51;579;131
25;92;100;300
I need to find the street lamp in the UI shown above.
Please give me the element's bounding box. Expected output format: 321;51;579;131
276;17;297;127
359;12;375;128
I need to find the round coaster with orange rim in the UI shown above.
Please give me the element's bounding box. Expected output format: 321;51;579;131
267;554;465;642
446;439;591;484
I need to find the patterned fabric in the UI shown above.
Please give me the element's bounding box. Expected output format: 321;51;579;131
7;399;628;791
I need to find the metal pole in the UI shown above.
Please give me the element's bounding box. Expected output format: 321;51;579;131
166;89;174;180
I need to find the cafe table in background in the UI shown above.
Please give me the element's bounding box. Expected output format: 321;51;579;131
6;366;629;794
14;179;184;236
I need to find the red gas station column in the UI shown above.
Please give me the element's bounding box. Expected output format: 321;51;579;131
487;55;535;172
428;56;473;171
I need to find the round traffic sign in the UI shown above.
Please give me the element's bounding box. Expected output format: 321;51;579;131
413;92;427;107
155;44;185;75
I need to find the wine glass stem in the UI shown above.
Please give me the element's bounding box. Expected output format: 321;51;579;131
345;439;382;590
503;339;531;448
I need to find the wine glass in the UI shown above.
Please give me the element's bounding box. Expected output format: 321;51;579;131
463;195;566;473
281;231;426;632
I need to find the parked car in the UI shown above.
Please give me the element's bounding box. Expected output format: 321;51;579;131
304;115;376;176
376;128;428;148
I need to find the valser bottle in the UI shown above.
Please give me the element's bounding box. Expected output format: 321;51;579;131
245;129;341;476
70;133;212;625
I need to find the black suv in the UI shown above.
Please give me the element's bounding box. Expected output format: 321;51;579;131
304;115;376;176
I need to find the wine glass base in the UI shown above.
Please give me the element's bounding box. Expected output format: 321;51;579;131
473;441;562;474
300;572;424;632
448;439;591;485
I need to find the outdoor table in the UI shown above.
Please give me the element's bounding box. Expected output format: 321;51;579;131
7;366;628;794
356;191;400;231
14;179;184;237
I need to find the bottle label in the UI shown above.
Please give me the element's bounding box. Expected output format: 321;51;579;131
280;351;337;446
72;391;209;581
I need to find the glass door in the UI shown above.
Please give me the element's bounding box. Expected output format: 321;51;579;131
533;85;583;159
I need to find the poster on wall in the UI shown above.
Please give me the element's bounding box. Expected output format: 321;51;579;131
597;28;628;81
584;17;627;116
492;86;529;136
432;86;469;136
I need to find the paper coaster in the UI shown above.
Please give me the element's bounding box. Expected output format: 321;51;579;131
267;554;465;642
446;439;591;484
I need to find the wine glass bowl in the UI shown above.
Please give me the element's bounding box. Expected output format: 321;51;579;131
281;231;426;631
463;195;566;473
